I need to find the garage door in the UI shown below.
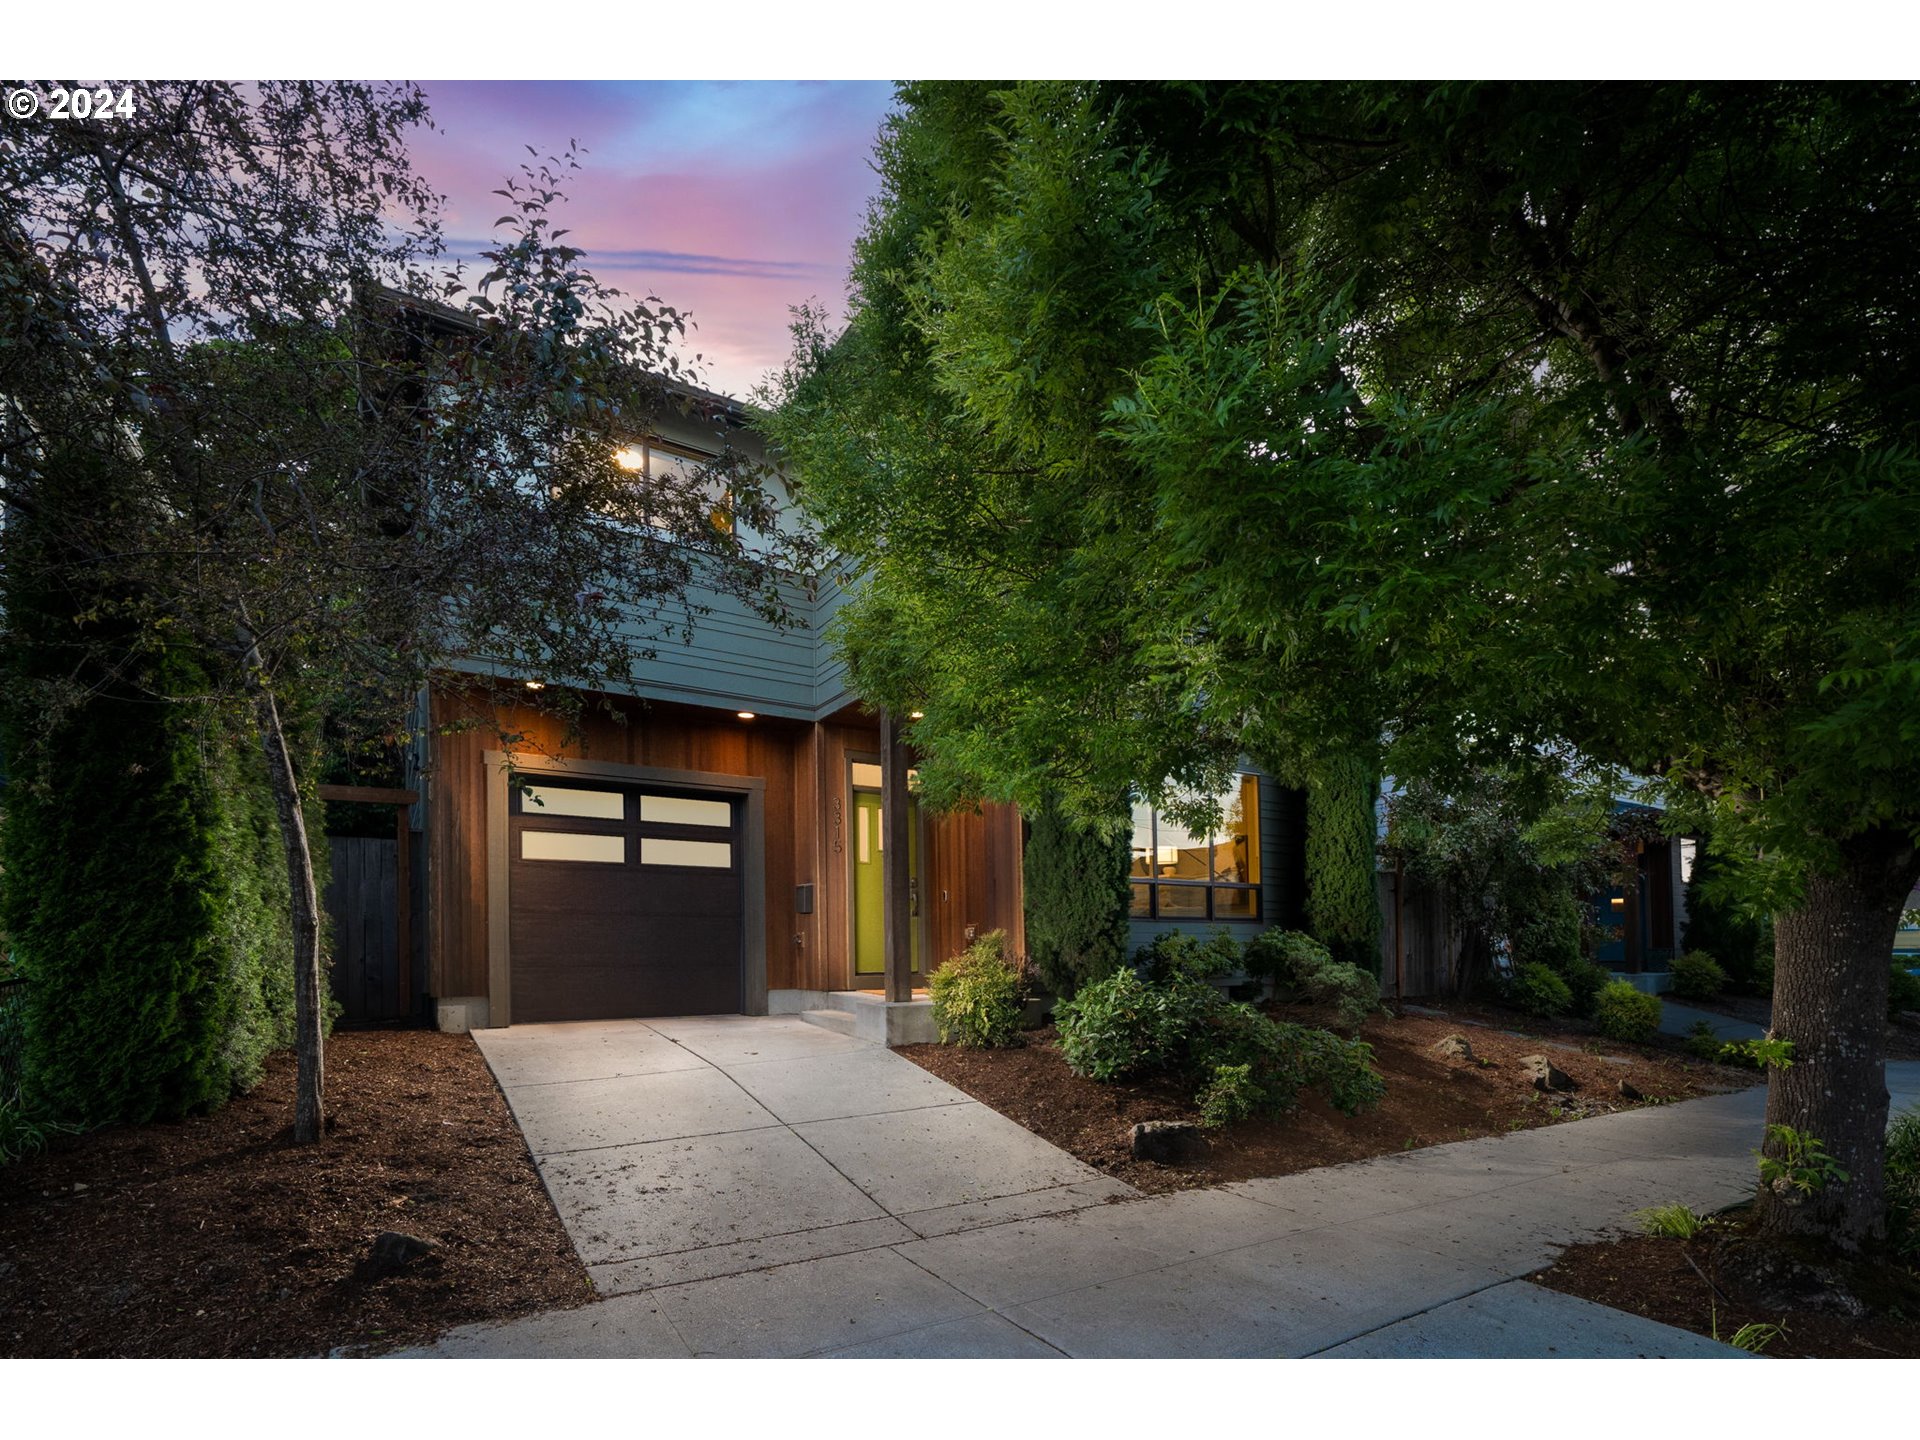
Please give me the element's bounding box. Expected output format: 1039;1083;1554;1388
507;778;743;1022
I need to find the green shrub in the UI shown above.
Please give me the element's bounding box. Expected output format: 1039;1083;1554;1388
1885;1105;1920;1255
1507;961;1573;1018
1243;928;1380;1030
1556;958;1613;1019
1510;881;1584;973
1136;928;1242;982
929;930;1029;1048
1305;755;1382;974
1669;950;1728;1002
1022;792;1131;997
1056;966;1386;1119
1055;968;1217;1080
1683;1019;1723;1061
1594;981;1662;1044
1890;964;1920;1019
1242;928;1327;985
1197;1062;1260;1129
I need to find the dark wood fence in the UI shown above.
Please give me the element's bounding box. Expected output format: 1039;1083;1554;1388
323;837;414;1025
1377;868;1456;999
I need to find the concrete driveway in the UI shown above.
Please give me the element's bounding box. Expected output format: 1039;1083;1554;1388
470;1015;1133;1295
411;1028;1920;1358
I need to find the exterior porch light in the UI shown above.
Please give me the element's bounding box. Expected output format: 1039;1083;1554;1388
736;711;756;721
524;680;545;691
613;445;646;472
909;711;925;719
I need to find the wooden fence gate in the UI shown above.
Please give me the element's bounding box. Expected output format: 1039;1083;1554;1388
323;836;411;1024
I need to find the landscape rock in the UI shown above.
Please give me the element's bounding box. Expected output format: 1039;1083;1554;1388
1518;1053;1576;1092
1617;1079;1643;1101
357;1230;439;1281
1433;1034;1477;1063
1131;1120;1209;1165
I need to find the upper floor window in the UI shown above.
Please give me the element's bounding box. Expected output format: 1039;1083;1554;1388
613;438;731;535
1129;773;1262;922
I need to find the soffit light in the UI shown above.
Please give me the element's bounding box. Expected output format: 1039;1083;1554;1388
737;711;756;721
525;680;545;690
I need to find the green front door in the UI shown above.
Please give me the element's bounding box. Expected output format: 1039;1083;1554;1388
852;789;921;981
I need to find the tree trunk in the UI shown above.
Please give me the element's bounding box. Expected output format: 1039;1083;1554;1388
1756;827;1920;1247
240;634;325;1143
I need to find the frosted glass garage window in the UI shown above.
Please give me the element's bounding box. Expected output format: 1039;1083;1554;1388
521;831;625;863
520;784;624;821
639;794;732;828
641;837;732;869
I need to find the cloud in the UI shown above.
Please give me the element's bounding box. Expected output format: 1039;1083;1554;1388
409;80;892;396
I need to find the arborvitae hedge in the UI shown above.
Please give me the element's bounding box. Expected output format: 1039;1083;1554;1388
1305;755;1384;976
2;657;234;1125
1;484;307;1125
1022;792;1131;997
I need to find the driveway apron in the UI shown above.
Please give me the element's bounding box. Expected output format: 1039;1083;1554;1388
472;1016;1134;1296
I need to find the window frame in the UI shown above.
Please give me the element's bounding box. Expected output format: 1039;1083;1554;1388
1129;776;1263;924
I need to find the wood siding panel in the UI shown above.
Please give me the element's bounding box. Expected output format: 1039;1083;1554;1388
426;686;1028;1007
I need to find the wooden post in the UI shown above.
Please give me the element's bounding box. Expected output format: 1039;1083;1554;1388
880;708;913;1003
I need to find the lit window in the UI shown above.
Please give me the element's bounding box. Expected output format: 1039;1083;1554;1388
1129;774;1262;923
613;438;732;534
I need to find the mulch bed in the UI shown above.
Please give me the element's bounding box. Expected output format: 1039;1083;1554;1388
899;1004;1755;1195
1532;1212;1920;1358
0;1031;591;1357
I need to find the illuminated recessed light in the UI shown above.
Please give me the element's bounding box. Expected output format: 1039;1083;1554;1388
525;680;545;691
736;711;756;721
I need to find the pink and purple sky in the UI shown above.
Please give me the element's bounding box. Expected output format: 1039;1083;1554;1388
410;81;897;399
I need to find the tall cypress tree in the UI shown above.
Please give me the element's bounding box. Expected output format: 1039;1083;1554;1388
1022;792;1131;997
1305;757;1384;976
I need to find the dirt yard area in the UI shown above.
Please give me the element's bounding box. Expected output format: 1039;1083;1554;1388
0;1031;588;1357
900;1004;1753;1195
1533;1216;1920;1358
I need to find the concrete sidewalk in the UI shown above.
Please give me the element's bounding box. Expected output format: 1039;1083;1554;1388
1657;999;1768;1042
400;1061;1915;1360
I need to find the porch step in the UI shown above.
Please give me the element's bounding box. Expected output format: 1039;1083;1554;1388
799;1008;860;1038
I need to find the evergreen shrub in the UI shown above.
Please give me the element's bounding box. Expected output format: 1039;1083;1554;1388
1506;961;1573;1018
1305;756;1382;974
1245;928;1380;1030
929;930;1029;1047
1669;950;1728;1003
1055;967;1385;1119
1022;793;1130;997
1595;981;1662;1045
